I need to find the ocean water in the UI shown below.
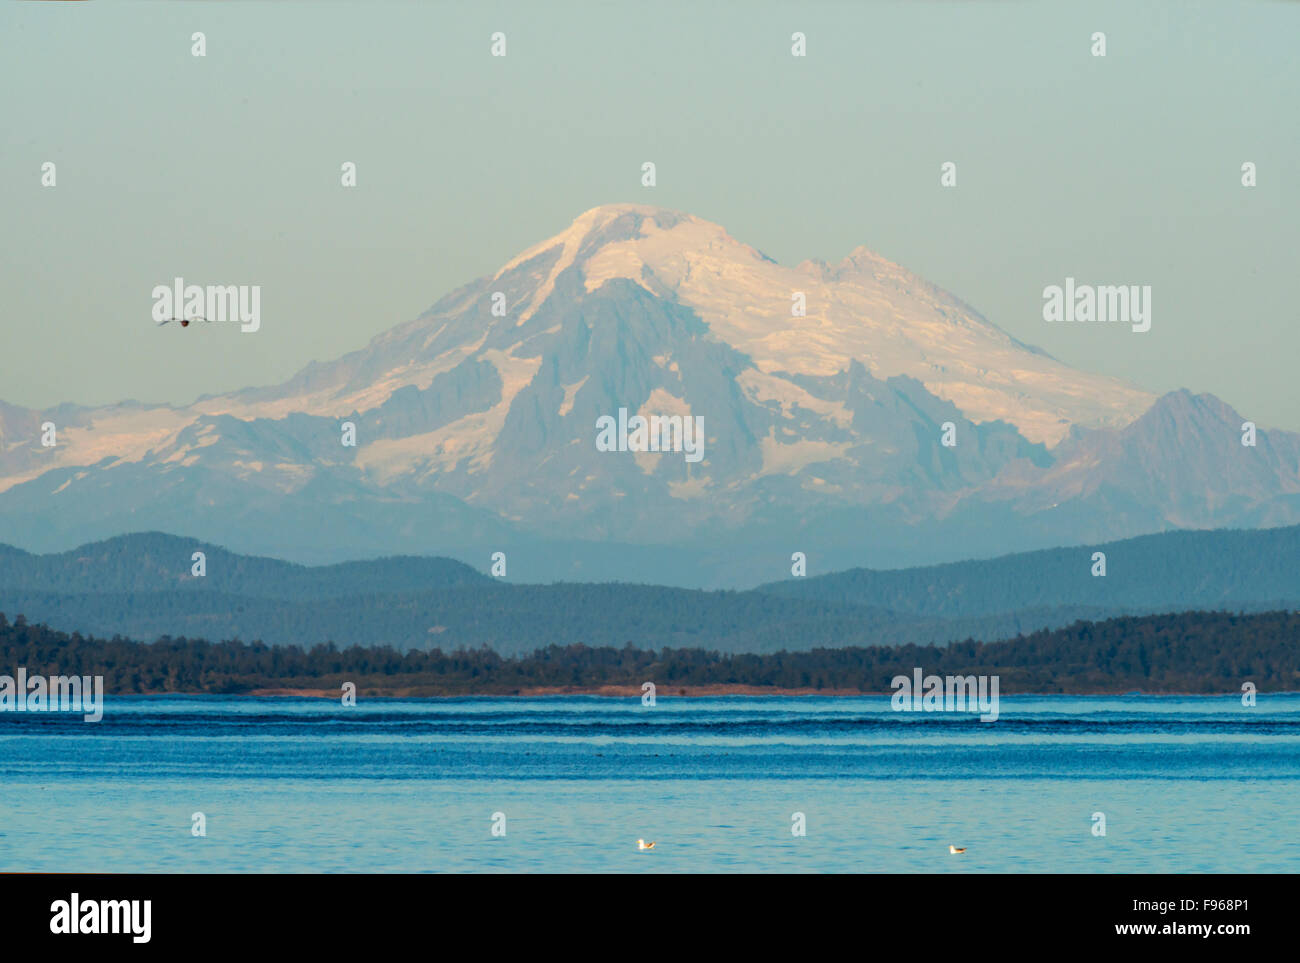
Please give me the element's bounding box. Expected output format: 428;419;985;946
1;694;1297;873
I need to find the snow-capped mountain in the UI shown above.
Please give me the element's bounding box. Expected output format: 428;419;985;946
1;204;1295;586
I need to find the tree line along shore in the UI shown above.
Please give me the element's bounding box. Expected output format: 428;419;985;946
0;609;1296;696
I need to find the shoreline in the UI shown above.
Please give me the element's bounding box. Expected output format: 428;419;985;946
248;684;872;698
239;684;1274;698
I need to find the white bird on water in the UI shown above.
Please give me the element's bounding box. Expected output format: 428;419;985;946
949;845;966;854
637;839;656;851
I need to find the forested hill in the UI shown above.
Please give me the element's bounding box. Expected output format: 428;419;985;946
758;526;1300;617
1;609;1295;695
1;527;1297;654
0;531;487;598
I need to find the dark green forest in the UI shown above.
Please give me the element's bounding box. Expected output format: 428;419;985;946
1;609;1295;695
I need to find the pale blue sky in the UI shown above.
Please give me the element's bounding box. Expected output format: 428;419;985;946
2;1;1296;429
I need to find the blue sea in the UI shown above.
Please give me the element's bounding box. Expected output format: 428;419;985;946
1;694;1297;873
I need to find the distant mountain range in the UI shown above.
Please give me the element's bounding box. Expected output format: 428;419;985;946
759;525;1300;617
1;527;1295;655
2;204;1298;587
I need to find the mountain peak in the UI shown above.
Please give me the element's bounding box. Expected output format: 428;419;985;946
498;203;687;260
1134;389;1241;431
574;201;693;222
